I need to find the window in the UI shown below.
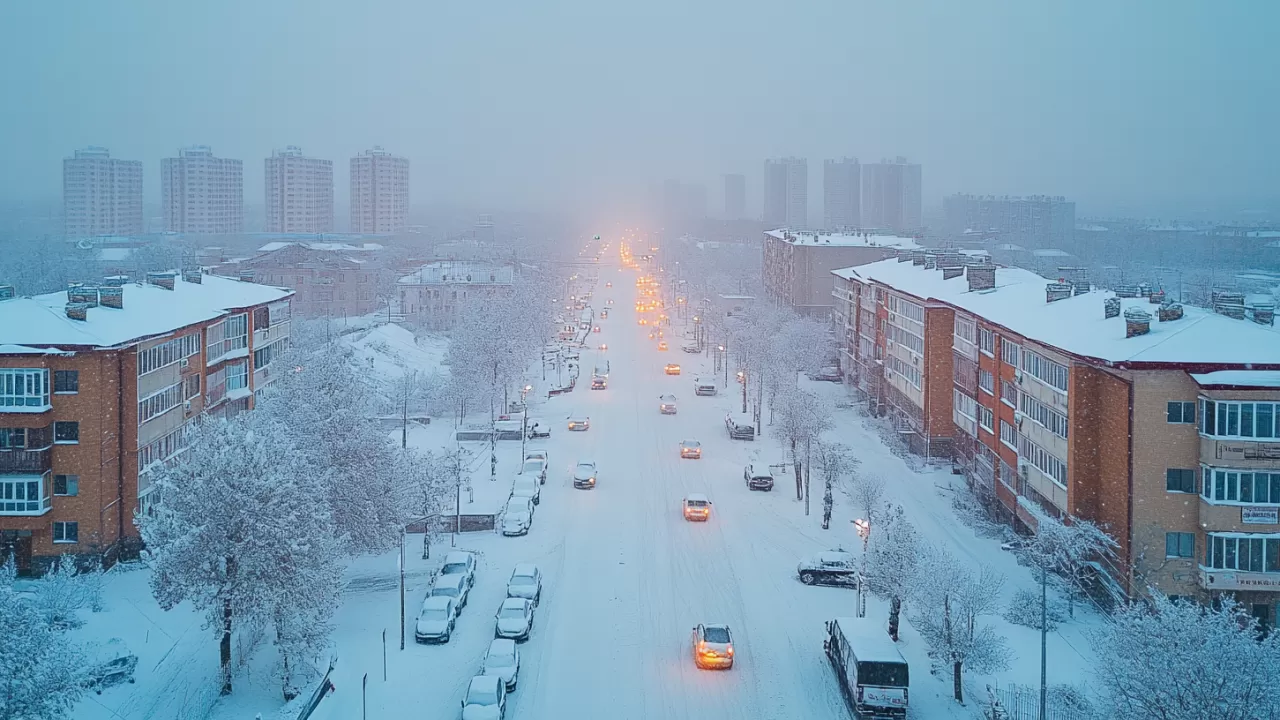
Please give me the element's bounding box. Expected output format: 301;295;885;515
1018;433;1068;487
53;474;78;496
979;406;994;432
1020;394;1069;439
139;425;189;471
1001;380;1018;407
53;421;79;443
979;370;994;395
52;521;78;544
137;333;200;376
1201;468;1280;505
253;337;289;370
1166;401;1196;424
0;477;45;513
1000;340;1021;367
138;383;183;424
0;428;26;449
1021;350;1069;392
1201;399;1279;439
1204;534;1280;574
0;368;50;409
206;314;248;362
954;390;977;420
183;374;201;400
226;362;248;392
1000;420;1017;448
54;370;79;394
1165;532;1195;558
978;328;994;355
1166;468;1196;493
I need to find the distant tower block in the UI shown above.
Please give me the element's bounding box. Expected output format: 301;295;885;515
476;214;495;244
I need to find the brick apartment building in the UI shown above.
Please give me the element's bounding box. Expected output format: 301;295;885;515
216;241;387;319
398;261;515;331
762;229;918;317
0;272;292;573
833;253;1280;621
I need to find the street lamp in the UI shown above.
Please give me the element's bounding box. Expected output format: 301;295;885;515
854;518;871;618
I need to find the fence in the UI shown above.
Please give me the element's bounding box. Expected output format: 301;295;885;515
985;685;1094;720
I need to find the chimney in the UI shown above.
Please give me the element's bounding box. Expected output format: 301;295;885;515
923;254;937;270
911;251;926;266
1124;308;1152;337
1158;302;1184;322
942;266;964;281
896;250;910;263
65;302;89;321
68;285;99;307
182;268;203;284
1148;289;1166;304
101;275;128;288
1072;281;1091;296
99;286;123;309
1104;297;1121;319
967;265;996;292
1045;282;1073;303
0;285;13;301
1115;284;1140;299
146;272;176;291
1253;307;1275;326
239;269;256;283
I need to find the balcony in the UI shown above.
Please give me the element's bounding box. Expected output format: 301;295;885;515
0;473;51;516
0;446;52;474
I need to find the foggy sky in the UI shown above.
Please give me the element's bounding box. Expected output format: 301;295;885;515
1;0;1277;219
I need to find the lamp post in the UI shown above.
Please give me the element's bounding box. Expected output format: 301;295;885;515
854;518;871;618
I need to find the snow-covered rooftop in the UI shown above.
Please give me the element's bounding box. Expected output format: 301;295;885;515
398;262;514;286
257;241;384;253
764;229;920;250
832;617;908;663
1191;371;1280;389
833;259;1280;366
0;274;293;349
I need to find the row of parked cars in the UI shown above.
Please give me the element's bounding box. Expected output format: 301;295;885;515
504;450;549;536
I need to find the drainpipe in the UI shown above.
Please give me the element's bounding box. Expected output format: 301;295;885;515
116;350;126;554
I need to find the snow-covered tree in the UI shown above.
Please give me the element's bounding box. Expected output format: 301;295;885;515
0;566;87;720
772;389;833;498
140;413;341;697
1090;594;1280;720
907;545;1012;703
30;555;91;628
813;441;857;529
863;503;920;640
1023;511;1118;618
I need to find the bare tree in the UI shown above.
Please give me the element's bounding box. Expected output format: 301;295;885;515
813;441;857;529
773;389;833;501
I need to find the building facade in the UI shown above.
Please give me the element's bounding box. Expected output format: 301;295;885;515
823;158;861;229
862;157;922;232
398;261;515;331
350;147;410;234
762;229;918;317
62;147;143;238
724;174;746;220
0;273;292;573
763;157;807;229
161;146;244;234
942;194;1075;250
264;147;334;234
831;255;1280;621
223;242;385;319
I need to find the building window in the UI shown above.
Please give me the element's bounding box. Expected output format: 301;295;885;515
53;421;79;444
1000;340;1021;367
253;337;289;370
977;328;994;356
979;406;994;432
1001;380;1018;408
1019;394;1069;439
1204;534;1280;573
54;370;80;394
0;428;27;449
1165;532;1195;558
1000;420;1018;449
184;374;201;400
52;521;78;544
1202;468;1280;505
53;474;79;497
1166;401;1196;424
1017;433;1068;487
226;362;248;392
0;477;45;513
979;369;994;395
1200;399;1278;440
0;368;50;409
138;382;183;424
139;424;189;472
1020;350;1069;393
1166;468;1196;493
138;333;201;376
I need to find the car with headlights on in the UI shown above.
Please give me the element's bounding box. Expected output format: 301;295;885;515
683;494;712;521
573;461;597;489
659;394;677;414
679;439;702;459
567;415;590;431
664;363;681;375
692;623;735;669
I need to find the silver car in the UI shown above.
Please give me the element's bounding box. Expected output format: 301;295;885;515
481;638;520;692
506;564;542;605
415;596;457;644
494;597;535;642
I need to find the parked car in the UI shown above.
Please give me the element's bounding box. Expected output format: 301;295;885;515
725;412;755;440
679;439;702;459
567;415;590;431
692;623;735;670
683;493;712;521
461;674;507;719
501;501;532;536
415;596;458;643
525;449;548;465
481;638;521;692
495;597;535;642
439;551;477;589
694;378;717;396
521;457;548;484
798;550;859;587
430;572;471;610
573;461;598;489
744;464;775;491
659;394;678;414
506;564;543;605
664;363;682;375
85;639;138;694
512;476;541;506
682;343;700;353
527;420;551;439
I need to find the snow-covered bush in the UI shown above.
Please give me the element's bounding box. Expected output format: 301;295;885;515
30;555;94;628
1002;587;1066;630
0;558;87;719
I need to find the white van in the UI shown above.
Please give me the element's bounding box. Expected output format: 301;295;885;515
824;617;909;718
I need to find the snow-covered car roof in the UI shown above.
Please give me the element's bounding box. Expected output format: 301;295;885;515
433;573;466;591
816;551;855;565
500;596;530;610
512;563;539;577
576;460;595;467
660;394;677;402
686;493;710;503
443;551;473;565
680;439;701;448
486;638;517;656
421;595;454;611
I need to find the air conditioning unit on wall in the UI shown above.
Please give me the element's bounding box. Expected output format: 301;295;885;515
179;358;189;369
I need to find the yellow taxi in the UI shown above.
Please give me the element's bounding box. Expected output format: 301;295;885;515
657;341;668;351
664;363;681;375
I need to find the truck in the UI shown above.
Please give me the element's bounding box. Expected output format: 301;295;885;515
823;617;909;719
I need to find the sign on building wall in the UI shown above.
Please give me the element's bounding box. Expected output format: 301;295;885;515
1241;506;1280;525
1201;569;1280;591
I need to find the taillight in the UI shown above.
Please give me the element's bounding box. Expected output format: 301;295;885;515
726;646;733;656
856;687;864;702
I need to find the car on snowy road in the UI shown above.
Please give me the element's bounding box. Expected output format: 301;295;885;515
692;623;735;669
481;638;520;692
657;341;668;351
682;343;699;353
567;415;590;431
659;394;677;414
664;363;681;375
573;461;597;489
506;564;542;605
682;493;712;521
494;597;535;642
526;420;551;439
521;457;548;484
439;551;477;589
429;572;471;610
461;674;507;719
525;449;549;466
679;439;702;459
591;375;607;390
501;509;531;537
415;596;458;644
744;464;775;491
512;476;541;506
798;550;858;587
694;378;717;396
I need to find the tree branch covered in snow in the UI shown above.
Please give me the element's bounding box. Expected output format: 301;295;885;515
0;559;87;720
1089;594;1280;720
1022;509;1119;618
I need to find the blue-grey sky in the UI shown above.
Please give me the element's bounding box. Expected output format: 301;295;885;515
1;0;1276;218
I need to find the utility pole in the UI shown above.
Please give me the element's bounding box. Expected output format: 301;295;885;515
489;363;497;482
520;410;528;468
398;530;406;649
741;368;748;414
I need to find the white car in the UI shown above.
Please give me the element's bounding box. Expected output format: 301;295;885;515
512;476;541;506
521;457;548;484
439;551;477;589
527;420;551;439
573;461;598;489
680;439;702;459
659;394;677;414
461;674;507;720
429;572;470;611
495;597;535;642
501;507;531;537
567;415;590;431
507;564;542;605
415;596;457;644
481;638;520;692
